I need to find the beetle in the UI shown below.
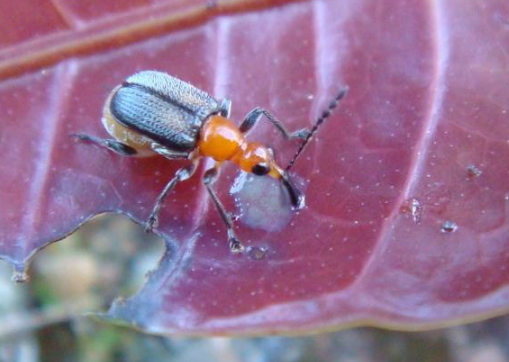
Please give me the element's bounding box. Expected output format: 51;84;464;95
72;71;347;253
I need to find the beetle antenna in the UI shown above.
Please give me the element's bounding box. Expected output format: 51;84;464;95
285;86;348;171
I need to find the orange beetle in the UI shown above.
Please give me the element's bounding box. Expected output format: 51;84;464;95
73;71;347;253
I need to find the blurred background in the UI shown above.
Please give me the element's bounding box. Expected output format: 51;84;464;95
0;214;508;362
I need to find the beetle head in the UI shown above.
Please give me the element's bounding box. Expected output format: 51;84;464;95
234;142;305;209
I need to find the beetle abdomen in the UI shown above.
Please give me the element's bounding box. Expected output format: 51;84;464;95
110;71;222;152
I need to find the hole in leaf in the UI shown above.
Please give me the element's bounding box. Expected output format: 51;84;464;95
31;214;165;308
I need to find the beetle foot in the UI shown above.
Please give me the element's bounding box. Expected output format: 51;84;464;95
291;128;311;140
229;238;244;254
69;133;90;141
144;216;158;233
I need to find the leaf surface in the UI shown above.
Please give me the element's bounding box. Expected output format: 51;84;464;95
1;0;509;334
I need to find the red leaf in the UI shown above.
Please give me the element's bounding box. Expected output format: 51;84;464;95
1;0;509;334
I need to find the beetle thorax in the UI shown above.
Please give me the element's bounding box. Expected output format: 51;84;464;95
198;115;245;162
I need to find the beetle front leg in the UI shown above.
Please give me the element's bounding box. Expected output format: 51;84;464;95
203;166;244;254
239;107;310;140
70;134;137;157
144;159;199;232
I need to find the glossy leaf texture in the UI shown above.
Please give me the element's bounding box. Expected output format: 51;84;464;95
1;0;509;334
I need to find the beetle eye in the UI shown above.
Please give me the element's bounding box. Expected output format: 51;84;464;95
252;163;270;176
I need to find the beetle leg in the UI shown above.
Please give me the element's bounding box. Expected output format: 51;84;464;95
239;107;311;140
144;159;199;232
150;144;190;160
203;165;244;254
219;98;232;118
70;133;137;156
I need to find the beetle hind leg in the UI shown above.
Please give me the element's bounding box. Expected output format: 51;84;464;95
70;133;137;157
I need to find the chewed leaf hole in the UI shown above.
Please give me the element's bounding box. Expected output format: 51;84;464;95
31;214;165;307
230;172;307;233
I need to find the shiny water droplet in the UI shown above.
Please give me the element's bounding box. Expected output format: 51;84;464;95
467;164;482;179
441;220;458;233
400;198;422;223
247;246;267;260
